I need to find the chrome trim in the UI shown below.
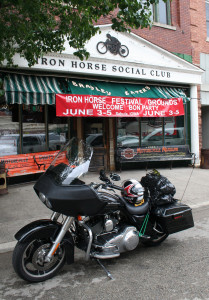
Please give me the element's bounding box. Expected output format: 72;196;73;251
50;212;61;222
45;216;74;261
79;222;93;261
93;252;120;259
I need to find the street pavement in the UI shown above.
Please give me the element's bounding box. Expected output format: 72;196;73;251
0;166;209;253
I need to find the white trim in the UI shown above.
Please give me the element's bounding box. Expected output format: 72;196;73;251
5;25;203;86
201;84;209;92
95;23;113;29
152;22;176;30
190;85;200;164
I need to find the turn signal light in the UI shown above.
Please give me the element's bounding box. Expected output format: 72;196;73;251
77;215;82;221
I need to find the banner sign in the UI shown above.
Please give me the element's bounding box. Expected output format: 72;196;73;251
56;94;184;118
117;145;192;162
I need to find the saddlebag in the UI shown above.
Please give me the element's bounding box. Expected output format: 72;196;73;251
153;202;194;234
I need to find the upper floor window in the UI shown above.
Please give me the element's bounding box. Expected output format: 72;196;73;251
206;1;209;37
152;0;171;25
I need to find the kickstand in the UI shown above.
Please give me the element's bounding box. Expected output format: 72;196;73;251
96;259;114;280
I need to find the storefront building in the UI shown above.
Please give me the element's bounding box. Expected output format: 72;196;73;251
0;26;203;175
189;0;209;159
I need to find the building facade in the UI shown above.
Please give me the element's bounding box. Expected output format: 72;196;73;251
189;0;209;152
0;0;205;175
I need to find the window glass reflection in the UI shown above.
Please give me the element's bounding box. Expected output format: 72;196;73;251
117;116;186;148
117;118;139;147
151;0;170;25
141;117;163;147
84;118;104;147
0;104;19;156
48;105;68;151
22;104;46;154
164;116;185;146
159;0;168;24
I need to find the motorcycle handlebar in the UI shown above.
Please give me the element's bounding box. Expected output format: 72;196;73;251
109;183;124;191
99;170;124;192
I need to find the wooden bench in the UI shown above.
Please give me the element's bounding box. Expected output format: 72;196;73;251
116;145;195;171
0;151;69;177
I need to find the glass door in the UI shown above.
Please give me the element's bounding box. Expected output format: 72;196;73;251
84;118;108;171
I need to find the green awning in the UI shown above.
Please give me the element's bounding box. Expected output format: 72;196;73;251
3;74;189;105
3;74;63;105
66;79;189;103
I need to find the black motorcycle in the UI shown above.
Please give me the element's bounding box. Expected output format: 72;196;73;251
12;138;194;282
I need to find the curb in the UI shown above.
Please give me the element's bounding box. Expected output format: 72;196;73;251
0;241;17;254
190;202;209;209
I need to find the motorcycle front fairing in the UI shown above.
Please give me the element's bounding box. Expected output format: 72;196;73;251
34;139;107;216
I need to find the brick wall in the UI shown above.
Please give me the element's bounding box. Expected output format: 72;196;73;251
190;0;209;65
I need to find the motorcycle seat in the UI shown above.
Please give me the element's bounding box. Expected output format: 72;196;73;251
124;200;149;215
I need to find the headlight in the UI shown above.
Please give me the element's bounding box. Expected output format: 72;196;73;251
39;192;47;203
45;198;52;209
39;192;52;209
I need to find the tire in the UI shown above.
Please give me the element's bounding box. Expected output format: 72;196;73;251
97;42;108;54
12;235;66;283
119;45;129;57
141;221;168;247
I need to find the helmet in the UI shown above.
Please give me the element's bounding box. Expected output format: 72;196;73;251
122;179;145;206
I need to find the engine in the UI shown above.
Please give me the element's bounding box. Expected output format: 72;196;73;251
80;212;139;259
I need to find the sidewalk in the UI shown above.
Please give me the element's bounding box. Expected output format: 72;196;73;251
1;166;209;253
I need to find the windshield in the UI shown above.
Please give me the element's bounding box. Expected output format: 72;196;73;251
47;138;93;185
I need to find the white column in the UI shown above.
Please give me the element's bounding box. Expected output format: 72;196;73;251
109;118;115;171
190;85;200;164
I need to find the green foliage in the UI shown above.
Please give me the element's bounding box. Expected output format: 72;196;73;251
0;0;168;67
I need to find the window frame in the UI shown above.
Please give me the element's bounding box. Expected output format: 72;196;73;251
152;0;171;26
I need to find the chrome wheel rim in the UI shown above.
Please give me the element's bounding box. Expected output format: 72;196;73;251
22;239;65;279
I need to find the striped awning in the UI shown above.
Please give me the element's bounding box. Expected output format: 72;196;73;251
67;79;189;102
3;74;64;105
154;86;189;101
3;74;189;105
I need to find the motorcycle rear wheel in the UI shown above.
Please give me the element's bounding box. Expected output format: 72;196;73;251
12;236;66;282
141;221;168;246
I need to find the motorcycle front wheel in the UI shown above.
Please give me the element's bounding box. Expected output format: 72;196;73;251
141;221;168;247
12;235;66;282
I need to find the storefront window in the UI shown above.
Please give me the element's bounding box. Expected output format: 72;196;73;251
0;104;69;156
141;117;163;147
117;118;140;147
22;104;46;154
0;104;19;156
48;105;68;151
164;116;185;146
117;116;186;148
